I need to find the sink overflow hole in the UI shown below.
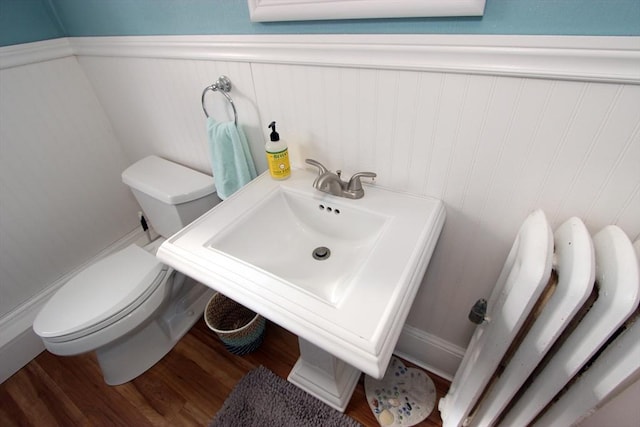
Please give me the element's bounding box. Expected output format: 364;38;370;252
312;246;331;260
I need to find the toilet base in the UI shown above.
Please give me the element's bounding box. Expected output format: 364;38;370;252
96;278;214;385
97;318;174;385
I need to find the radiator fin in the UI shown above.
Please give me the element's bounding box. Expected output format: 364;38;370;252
440;217;639;427
500;226;639;426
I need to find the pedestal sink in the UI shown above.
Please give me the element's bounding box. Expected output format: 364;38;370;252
157;167;445;411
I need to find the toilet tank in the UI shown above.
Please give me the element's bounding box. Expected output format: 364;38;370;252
122;156;220;238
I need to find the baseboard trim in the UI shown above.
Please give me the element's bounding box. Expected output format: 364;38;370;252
394;323;466;381
0;228;146;383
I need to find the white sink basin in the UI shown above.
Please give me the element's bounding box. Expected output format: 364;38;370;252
158;167;445;379
208;185;388;304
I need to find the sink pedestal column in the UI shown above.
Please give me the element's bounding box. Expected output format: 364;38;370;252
287;337;361;412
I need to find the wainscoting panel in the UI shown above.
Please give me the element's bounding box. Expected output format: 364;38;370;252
77;56;268;175
0;56;139;319
73;37;640;356
0;53;142;382
249;62;640;349
2;35;638;386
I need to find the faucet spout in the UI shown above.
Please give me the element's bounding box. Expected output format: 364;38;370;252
314;172;344;195
305;158;376;199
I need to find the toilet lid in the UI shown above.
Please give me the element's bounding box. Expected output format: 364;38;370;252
34;245;165;338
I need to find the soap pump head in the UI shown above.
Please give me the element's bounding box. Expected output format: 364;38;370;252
268;121;280;141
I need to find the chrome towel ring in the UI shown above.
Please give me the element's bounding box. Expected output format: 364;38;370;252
201;75;238;125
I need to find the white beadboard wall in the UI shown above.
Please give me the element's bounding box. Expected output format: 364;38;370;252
76;57;268;176
74;36;640;373
1;35;639;390
0;42;141;381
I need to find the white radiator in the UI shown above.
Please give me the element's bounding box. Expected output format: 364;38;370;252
439;210;640;427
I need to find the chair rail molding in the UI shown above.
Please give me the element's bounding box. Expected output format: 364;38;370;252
0;38;73;69
3;35;638;84
69;35;640;84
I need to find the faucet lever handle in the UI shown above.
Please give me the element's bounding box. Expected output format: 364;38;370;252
347;171;377;191
305;158;329;176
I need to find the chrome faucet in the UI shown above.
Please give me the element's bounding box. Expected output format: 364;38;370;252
305;159;376;199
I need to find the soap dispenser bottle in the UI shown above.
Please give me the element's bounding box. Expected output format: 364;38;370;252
265;121;291;180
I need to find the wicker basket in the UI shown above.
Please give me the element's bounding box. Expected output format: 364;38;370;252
204;293;266;355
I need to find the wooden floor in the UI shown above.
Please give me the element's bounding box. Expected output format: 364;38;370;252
1;320;450;426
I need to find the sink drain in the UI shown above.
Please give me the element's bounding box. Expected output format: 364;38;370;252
312;246;331;260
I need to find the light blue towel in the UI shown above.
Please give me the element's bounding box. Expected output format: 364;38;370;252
207;117;257;200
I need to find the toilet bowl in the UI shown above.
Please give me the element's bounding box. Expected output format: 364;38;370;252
33;155;221;385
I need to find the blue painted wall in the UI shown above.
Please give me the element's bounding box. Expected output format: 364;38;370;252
0;0;65;46
2;0;640;47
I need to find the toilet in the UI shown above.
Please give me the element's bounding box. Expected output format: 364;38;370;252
33;155;221;385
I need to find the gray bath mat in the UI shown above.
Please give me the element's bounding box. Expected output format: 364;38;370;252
210;365;362;427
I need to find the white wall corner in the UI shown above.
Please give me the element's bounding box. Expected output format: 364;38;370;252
394;323;466;381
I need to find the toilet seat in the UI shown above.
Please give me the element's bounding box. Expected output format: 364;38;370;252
34;245;168;341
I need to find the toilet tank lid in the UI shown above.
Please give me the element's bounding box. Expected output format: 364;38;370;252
122;155;216;205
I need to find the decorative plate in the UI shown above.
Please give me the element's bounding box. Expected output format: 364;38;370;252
364;357;436;426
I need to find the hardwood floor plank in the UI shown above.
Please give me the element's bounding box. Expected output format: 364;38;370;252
174;329;250;386
4;368;53;426
154;346;236;418
1;380;32;426
167;400;211;426
4;362;89;427
0;319;449;426
28;361;90;426
35;351;154;426
112;373;178;427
